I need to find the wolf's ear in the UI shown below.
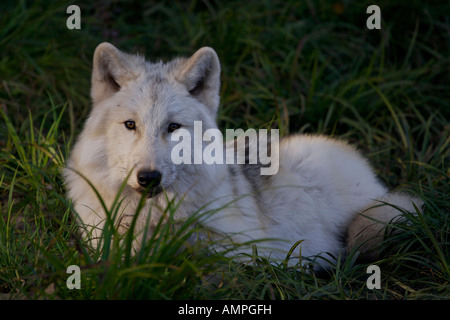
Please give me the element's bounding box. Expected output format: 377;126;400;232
91;42;135;104
177;47;221;113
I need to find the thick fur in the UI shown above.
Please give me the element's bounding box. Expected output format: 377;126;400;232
64;43;422;265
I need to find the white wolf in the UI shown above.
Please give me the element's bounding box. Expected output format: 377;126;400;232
64;43;422;265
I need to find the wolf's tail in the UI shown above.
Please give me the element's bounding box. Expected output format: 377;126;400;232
346;192;423;259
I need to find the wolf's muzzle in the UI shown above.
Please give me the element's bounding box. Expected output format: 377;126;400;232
135;170;162;198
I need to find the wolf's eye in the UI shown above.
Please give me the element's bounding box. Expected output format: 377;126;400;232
124;120;136;130
168;123;181;133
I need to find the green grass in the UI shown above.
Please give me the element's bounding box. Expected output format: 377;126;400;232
0;0;449;299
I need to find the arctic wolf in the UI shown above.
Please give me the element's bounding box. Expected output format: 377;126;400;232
64;43;422;265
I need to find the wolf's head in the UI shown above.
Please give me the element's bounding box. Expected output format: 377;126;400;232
80;43;221;198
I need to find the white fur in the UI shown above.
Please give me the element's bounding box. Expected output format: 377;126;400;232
64;43;422;266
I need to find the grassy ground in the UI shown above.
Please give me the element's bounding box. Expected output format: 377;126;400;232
0;0;449;299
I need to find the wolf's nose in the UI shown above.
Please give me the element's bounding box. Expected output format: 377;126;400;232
137;170;161;188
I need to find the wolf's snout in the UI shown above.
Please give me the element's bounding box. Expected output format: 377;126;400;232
137;170;162;188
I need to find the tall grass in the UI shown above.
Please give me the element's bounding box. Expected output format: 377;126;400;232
0;0;449;299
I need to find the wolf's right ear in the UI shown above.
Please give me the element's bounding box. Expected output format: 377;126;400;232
91;42;135;104
177;47;221;114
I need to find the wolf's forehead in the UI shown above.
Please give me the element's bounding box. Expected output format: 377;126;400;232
119;72;177;118
142;58;184;81
113;59;186;118
143;67;167;84
133;69;176;103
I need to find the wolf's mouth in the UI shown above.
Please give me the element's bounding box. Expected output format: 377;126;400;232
133;185;163;198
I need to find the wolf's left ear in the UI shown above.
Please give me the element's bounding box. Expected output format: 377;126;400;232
177;47;221;113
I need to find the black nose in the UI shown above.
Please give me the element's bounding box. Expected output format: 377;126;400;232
137;170;161;188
